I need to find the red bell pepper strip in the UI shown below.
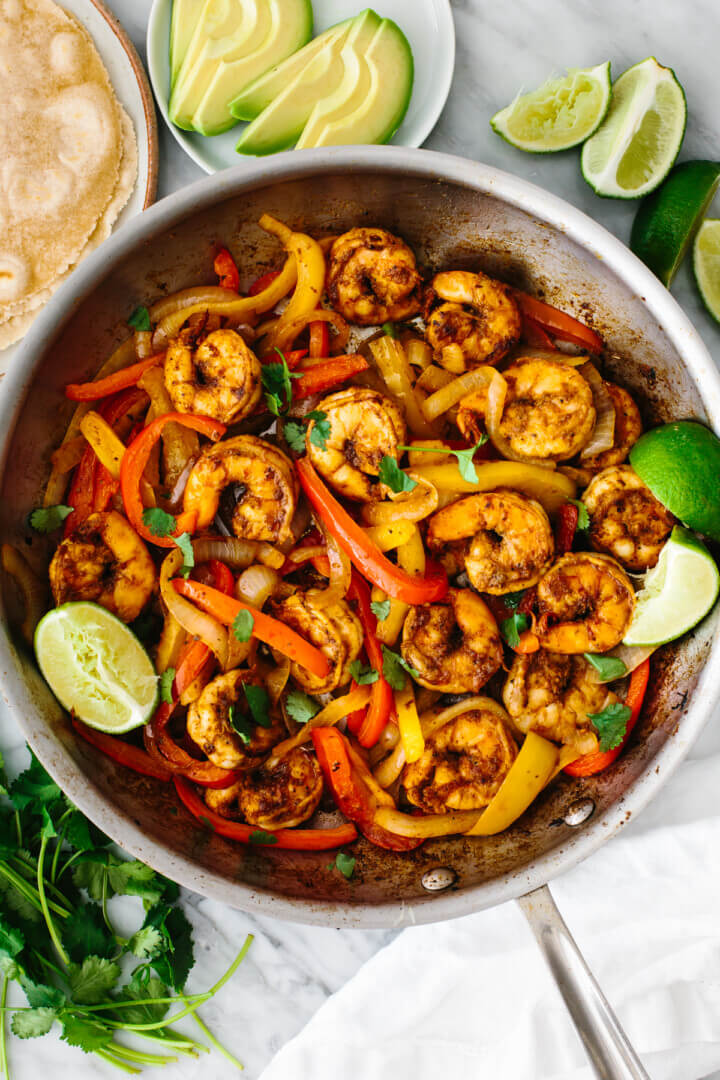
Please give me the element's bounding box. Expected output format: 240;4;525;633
296;458;448;604
565;658;650;777
65;354;164;401
120;412;224;546
512;290;603;353
264;347;309;370
171;578;330;679
92;462;119;512
64;444;97;536
521;316;557;350
309;320;330;358
214;248;240;292
174;775;358;850
207;558;235;596
347;573;396;748
248;269;280;296
312;728;423;851
555;502;579;555
293;355;369;398
72;716;172;781
345;679;365;735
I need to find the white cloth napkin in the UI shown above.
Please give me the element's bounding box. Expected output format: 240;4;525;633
260;726;720;1080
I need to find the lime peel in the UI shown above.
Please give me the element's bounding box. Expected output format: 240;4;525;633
623;526;720;647
694;218;720;322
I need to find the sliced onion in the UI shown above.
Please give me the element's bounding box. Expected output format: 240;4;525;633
375;806;482;838
373;741;406;789
256;543;286;570
159;547;228;669
579;362;616;460
422;365;495;421
361;473;439;525
134;330;153;359
311;521;351;607
403;335;432;370
419;695;512;741
588;643;656;683
370;336;438;438
265;685;372;768
559;464;593;488
283;544;326;569
265;309;349;357
485;369;555;469
415;364;454;396
509;346;588;366
236;563;280;608
1;544;47;645
193;537;259;570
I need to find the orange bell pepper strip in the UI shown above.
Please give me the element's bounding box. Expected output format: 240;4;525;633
296;458;448;604
174;775;358;850
309;320;330;358
565;658;650;777
512;290;603;353
213;247;240;292
346;573;396;748
64;444;97;536
120;412;224;546
312;727;423;851
171;578;330;679
293;355;369;398
65;354;165;401
72;717;172;781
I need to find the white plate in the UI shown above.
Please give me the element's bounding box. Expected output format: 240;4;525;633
147;0;455;174
1;0;158;366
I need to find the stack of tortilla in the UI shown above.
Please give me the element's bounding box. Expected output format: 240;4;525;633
0;0;138;353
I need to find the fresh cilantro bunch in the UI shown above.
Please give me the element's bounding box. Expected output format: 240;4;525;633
0;748;251;1075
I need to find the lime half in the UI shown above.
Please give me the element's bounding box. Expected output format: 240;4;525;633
631;161;720;286
581;57;686;198
629;421;720;542
35;602;158;733
490;62;611;153
623;526;719;646
694;218;720;321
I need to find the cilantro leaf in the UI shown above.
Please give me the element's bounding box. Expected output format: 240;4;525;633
232;609;254;643
583;653;628;683
141;507;176;538
21;980;65;1011
370;599;391;622
348;659;379;686
108;859;166;904
159;667;175;705
396;439;488;483
28;504;73;534
127;306;151;332
500;611;530;649
283;419;307;453
11;1007;56;1038
308;411;331;451
63;809;99;853
10;754;61;813
60;1014;113;1052
503;590;526;611
72;856;108;901
62;904;115;962
249;830;278;845
285;689;321;725
127;925;164;959
229;705;253;745
68;956;121;1004
381;645;419;691
381;321;398;338
569;498;590;532
0;916;24;966
261;351;301;416
114;973;169;1025
243;684;271;728
333;852;356;880
144;904;194;991
378;455;417;494
40;805;57;839
174;532;195;578
587;702;631;753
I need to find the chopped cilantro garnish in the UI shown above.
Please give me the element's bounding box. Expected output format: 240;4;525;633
381;645;419;690
333;851;356;880
583;653;628;683
378;455;417;494
243;684;271;727
348;660;379;686
370;599;391;622
500;611;530;649
173;532;194;578
159;667;175;705
141;507;176;538
396;437;488;483
28;505;73;534
587;702;632;752
127;306;151;332
285;689;321;725
232;609;254;643
249;830;278;845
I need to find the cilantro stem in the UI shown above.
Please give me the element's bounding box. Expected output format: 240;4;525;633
37;833;70;966
106;1043;178;1066
11;853;70;906
49;822;67;884
55;847;84;882
0;977;8;1080
101;995;214;1031
77;991;213;1013
31;948;65;978
188;1006;244;1071
95;1049;140;1074
207;934;254;998
14;809;21;848
101;871;114;937
135;1030;205;1055
0;863;69;919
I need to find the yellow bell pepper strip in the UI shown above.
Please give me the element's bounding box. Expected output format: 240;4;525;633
259;214;326;352
374;806;483;837
465;731;558;835
364;520;416;552
394;679;425;764
296;458;448;604
408;460;577;515
369;335;439;438
374;523;426;646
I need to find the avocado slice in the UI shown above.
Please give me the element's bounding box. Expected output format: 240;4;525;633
236;10;388;157
230;15;355;122
298;17;413;148
170;0;201;88
169;0;312;136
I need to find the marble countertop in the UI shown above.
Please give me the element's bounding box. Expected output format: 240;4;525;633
2;0;720;1076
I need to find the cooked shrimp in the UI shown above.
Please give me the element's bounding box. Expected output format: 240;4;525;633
584;465;674;572
401;588;503;694
536;552;635;653
164;327;262;424
183;434;297;542
270;588;363;693
457;387;489;443
326;227;422;325
49;510;154;623
306;388;406;501
186;668;285;771
403;706;517;813
427;489;554;594
503;650;616;754
204;746;323;828
425;270;521;370
581;382;642;471
498;359;596;462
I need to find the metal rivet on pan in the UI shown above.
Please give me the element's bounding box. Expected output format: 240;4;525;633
563;798;595;827
421;867;457;891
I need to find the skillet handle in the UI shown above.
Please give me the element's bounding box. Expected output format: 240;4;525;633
517;885;650;1080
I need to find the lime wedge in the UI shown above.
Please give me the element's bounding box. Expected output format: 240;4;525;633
581;58;686;198
694;218;720;321
631;161;720;286
35;602;158;733
629;420;720;542
490;62;611;153
623;526;719;646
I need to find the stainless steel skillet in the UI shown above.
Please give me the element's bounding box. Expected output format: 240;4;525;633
1;147;719;1078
